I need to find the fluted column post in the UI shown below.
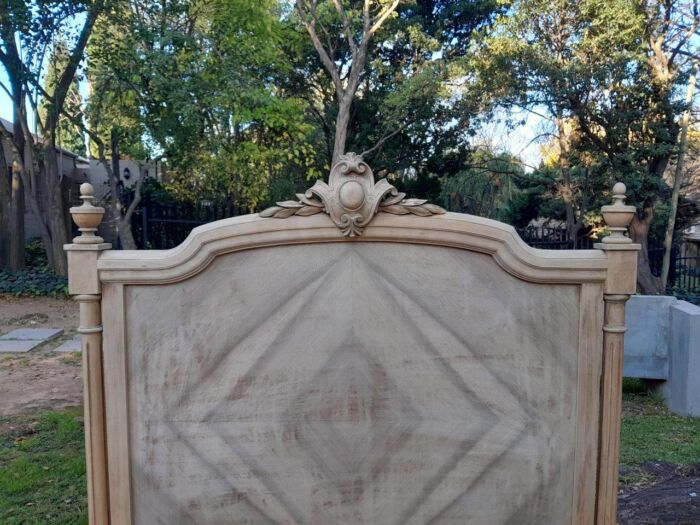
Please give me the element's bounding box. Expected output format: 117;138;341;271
595;182;640;524
64;183;111;525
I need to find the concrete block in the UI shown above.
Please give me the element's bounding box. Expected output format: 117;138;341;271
0;328;64;341
661;301;700;416
0;340;45;352
53;336;81;353
624;295;676;379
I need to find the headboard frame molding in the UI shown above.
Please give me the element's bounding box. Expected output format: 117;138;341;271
95;212;608;285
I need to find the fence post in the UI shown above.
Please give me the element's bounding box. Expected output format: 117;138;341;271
64;183;111;525
595;183;640;524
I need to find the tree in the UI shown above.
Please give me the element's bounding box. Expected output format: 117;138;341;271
473;0;697;292
295;0;401;164
86;0;320;215
39;38;86;156
439;149;525;219
0;0;104;275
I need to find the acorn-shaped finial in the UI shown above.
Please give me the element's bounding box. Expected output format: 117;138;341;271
70;182;105;244
601;182;635;244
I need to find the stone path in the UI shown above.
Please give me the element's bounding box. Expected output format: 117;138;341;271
0;328;64;353
53;335;81;353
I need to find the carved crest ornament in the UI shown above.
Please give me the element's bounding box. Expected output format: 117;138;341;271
260;153;446;236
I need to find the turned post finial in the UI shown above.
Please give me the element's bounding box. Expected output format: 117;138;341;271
601;182;635;244
70;182;105;244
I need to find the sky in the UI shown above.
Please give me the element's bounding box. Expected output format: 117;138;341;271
0;70;12;122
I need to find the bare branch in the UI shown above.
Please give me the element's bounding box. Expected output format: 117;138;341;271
296;0;342;95
360;122;409;158
330;0;358;56
368;0;399;36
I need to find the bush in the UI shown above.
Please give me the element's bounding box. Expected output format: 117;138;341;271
0;266;68;297
24;238;48;268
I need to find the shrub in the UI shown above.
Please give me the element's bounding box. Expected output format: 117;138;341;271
0;266;69;297
24;238;48;268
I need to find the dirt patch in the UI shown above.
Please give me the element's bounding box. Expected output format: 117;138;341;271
0;353;83;416
619;462;700;524
0;295;78;334
0;296;82;416
623;397;668;417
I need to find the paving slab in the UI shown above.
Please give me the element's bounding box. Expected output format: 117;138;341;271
0;328;64;341
0;340;44;353
53;336;81;353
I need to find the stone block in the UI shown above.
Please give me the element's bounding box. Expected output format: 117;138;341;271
0;328;64;341
53;336;81;353
0;340;43;353
661;301;700;416
624;295;676;380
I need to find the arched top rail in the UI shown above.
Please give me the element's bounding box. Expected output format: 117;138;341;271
96;212;608;285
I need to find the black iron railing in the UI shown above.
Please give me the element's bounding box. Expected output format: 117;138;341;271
130;201;240;249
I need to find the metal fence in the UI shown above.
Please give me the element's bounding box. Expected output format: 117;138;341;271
516;226;594;250
518;226;700;305
131;201;239;250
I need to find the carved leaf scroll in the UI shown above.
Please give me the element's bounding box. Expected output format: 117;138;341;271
260;153;446;236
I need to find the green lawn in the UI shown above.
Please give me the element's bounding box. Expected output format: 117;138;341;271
0;409;87;525
621;396;700;467
1;388;698;523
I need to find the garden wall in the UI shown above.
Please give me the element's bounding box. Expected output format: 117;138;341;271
625;295;700;416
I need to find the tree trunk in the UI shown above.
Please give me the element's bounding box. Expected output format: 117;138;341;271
8;165;25;269
630;206;663;294
2;94;26;270
0;145;9;268
43;140;70;276
555;115;583;241
117;219;137;249
661;59;697;288
333;96;352;165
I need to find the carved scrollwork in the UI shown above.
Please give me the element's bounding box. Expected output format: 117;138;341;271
260;153;446;236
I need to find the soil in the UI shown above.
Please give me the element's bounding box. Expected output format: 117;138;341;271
0;296;82;416
619;462;700;524
1;297;699;522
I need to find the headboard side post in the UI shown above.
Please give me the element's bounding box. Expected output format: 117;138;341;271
65;183;111;525
594;182;640;524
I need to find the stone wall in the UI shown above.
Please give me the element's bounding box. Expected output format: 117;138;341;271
625;295;700;416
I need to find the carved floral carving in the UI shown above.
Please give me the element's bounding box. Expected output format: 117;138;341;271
260;153;446;236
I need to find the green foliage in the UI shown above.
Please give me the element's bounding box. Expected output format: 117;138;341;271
0;409;87;525
469;0;688;242
439;149;525;219
1;239;66;295
86;0;321;209
39;38;86;155
24;238;48;268
0;267;69;297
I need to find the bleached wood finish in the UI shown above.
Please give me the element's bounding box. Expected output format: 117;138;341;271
66;175;637;525
64;184;111;524
594;183;640;525
96;212;608;285
76;294;109;524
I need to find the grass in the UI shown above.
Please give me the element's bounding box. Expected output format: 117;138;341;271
620;379;700;466
0;408;87;525
0;383;698;520
619;378;700;486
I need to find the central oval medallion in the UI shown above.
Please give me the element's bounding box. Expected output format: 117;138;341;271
339;180;365;211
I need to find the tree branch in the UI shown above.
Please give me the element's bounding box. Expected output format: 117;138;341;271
368;0;399;36
330;0;358;56
296;0;342;96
